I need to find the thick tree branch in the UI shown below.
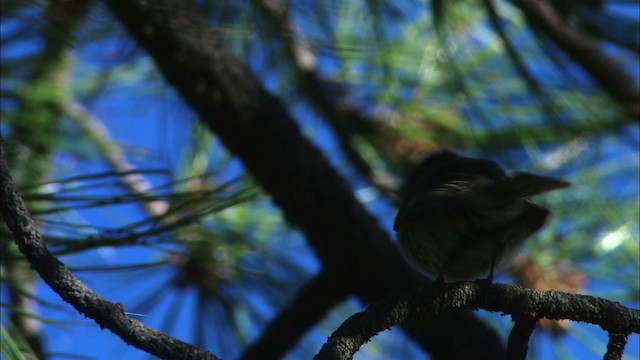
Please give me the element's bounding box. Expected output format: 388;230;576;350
104;1;505;358
0;141;220;360
314;281;639;360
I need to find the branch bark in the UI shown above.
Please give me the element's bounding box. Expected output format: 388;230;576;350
315;281;640;360
0;141;220;360
604;332;629;360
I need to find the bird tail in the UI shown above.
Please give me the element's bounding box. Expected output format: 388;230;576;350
491;172;570;199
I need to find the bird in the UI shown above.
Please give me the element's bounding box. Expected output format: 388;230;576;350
393;149;569;283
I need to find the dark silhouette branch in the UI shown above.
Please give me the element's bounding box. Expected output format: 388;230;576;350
604;332;628;360
511;0;640;115
482;0;558;122
399;310;507;360
0;141;220;360
315;281;640;360
506;315;536;360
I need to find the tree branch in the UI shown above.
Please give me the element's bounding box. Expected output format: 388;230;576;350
511;0;640;115
4;1;92;357
482;0;558;122
604;332;628;360
506;315;536;360
0;141;220;360
315;281;640;360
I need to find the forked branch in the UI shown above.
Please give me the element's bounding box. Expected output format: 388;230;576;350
315;281;639;360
